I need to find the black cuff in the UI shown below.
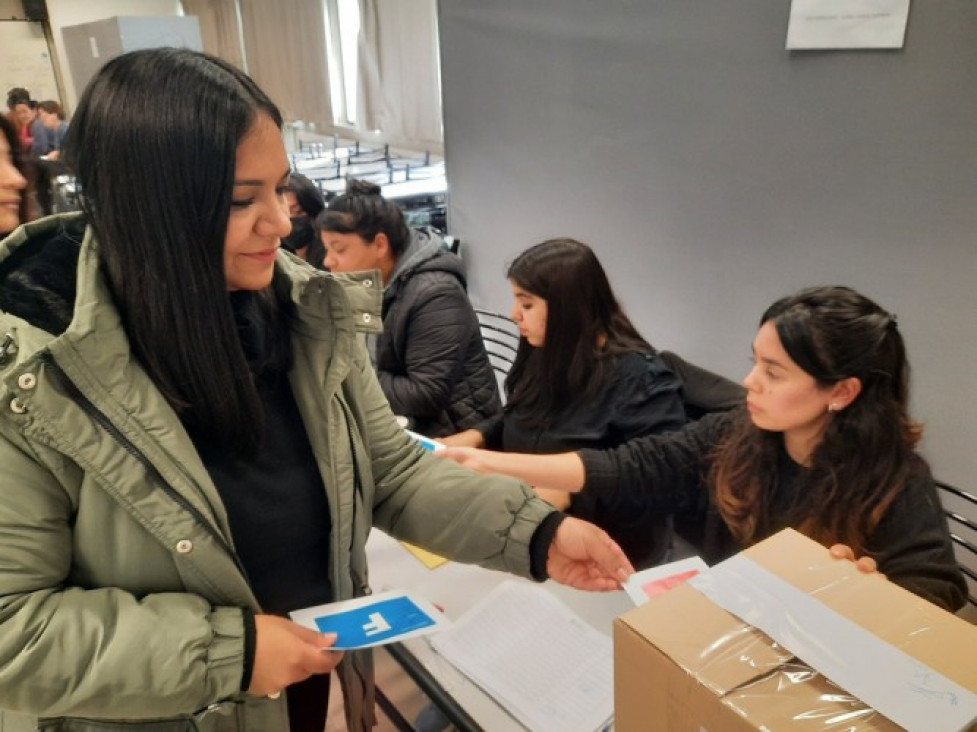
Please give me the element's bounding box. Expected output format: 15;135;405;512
529;511;567;581
240;607;257;692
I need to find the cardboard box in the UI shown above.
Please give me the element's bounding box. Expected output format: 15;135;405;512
614;528;977;731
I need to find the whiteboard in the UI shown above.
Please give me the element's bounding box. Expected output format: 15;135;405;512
0;21;60;104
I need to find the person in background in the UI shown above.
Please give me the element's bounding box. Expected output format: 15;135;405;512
281;172;327;268
6;88;54;157
0;48;632;732
443;286;967;612
319;180;502;437
0;115;30;234
443;238;687;567
36;100;69;159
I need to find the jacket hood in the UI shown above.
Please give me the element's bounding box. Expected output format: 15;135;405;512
0;213;86;337
386;226;466;293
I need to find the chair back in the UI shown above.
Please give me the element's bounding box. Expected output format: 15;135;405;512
474;309;520;402
937;481;977;621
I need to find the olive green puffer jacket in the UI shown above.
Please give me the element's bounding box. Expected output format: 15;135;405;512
0;215;554;731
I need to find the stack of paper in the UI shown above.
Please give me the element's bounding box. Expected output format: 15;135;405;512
429;580;613;731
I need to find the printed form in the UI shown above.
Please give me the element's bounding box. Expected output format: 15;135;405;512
430;580;613;731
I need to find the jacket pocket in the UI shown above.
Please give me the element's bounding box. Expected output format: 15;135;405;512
37;718;198;732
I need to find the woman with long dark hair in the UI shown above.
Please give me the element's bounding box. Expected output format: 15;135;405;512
445;238;688;567
443;286;966;611
0;48;632;731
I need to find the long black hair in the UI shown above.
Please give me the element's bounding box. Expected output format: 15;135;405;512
63;47;286;454
712;286;920;554
505;238;651;427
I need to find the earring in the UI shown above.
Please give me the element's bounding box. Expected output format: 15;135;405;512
828;403;839;412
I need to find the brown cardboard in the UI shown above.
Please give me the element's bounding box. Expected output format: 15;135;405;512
615;528;977;731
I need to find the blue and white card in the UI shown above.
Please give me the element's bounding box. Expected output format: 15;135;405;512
404;429;445;453
289;590;449;649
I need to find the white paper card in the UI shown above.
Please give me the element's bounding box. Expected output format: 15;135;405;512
430;580;614;732
290;590;449;649
787;0;910;50
624;556;709;606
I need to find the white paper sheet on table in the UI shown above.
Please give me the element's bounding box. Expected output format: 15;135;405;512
429;580;613;732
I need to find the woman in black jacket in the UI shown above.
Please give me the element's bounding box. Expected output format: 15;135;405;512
317;180;501;437
442;286;967;612
443;238;689;567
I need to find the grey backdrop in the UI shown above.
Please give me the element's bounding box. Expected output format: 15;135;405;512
438;1;977;489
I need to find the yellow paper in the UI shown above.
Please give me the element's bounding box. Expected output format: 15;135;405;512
399;541;449;569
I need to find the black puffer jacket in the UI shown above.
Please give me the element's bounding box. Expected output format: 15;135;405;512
376;227;501;437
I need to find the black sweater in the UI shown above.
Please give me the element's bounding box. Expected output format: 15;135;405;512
579;411;966;612
481;350;686;569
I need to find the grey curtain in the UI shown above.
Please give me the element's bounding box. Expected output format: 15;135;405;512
238;0;333;130
181;0;246;70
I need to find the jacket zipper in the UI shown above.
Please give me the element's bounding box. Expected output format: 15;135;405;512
339;397;371;598
42;353;249;579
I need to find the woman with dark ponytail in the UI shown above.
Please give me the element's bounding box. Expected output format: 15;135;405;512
318;179;501;437
443;286;966;612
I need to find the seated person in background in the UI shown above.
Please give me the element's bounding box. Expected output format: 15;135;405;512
7;90;54;157
36;101;69;160
443;238;687;568
281;172;327;268
443;286;967;612
318;179;501;437
0;115;31;235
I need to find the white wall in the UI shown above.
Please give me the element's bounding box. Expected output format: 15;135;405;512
45;0;183;110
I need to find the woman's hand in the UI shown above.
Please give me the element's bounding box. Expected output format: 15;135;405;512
439;446;495;472
248;615;344;697
547;517;634;591
829;544;885;577
438;429;486;448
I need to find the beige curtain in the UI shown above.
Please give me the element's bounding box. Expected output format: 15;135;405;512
238;0;333;130
358;0;442;148
181;0;246;70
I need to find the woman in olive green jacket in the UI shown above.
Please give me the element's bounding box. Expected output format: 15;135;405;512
0;50;631;732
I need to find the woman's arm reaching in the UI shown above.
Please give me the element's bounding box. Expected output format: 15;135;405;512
439;446;586;491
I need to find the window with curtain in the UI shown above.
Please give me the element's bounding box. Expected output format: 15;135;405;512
183;0;443;149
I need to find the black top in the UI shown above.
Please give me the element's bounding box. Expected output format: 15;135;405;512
189;294;335;729
579;410;967;612
195;367;333;614
481;350;686;569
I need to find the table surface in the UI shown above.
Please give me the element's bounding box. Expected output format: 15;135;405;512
365;529;634;730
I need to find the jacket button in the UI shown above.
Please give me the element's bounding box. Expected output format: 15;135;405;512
17;372;37;390
363;279;373;288
362;313;372;324
176;539;193;554
9;397;26;414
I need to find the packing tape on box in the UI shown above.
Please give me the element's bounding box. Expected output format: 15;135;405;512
689;554;977;732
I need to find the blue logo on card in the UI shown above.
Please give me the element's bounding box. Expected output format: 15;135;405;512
314;596;436;648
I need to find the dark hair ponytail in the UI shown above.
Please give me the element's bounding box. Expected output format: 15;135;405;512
317;178;410;257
